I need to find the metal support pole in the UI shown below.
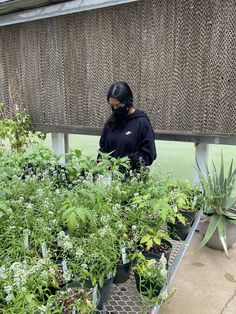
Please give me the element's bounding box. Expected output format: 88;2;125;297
194;142;209;184
51;133;69;164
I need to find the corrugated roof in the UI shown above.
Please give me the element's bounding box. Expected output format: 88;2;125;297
0;0;68;15
0;0;138;26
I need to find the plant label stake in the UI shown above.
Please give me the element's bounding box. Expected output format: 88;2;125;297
62;260;68;273
92;284;98;305
23;230;29;249
122;247;127;264
41;242;47;259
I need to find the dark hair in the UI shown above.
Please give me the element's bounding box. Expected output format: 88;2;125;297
107;82;133;107
106;82;133;130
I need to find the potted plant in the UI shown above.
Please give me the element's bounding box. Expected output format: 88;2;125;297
59;285;99;314
166;179;202;220
113;246;133;284
197;154;236;257
70;233;119;310
132;253;167;298
167;213;193;241
152;196;193;241
138;226;172;263
111;226;133;285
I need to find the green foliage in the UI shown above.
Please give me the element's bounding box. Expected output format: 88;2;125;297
197;153;236;257
0;103;45;153
140;229;168;250
132;253;167;299
61;203;92;234
0;143;201;312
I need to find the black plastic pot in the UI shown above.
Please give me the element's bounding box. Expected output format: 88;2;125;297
60;282;100;314
113;261;131;284
180;210;197;222
142;240;172;264
134;271;162;297
168;213;193;241
85;276;113;310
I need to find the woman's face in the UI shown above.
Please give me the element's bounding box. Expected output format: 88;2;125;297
108;97;125;109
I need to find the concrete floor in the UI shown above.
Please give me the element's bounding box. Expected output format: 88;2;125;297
159;232;236;314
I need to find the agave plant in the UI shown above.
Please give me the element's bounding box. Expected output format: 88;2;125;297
197;153;236;257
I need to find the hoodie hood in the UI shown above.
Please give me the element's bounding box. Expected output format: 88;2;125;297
125;109;148;120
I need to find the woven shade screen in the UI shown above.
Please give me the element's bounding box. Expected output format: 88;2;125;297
0;0;235;136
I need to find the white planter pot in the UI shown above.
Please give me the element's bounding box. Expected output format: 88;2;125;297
199;216;236;250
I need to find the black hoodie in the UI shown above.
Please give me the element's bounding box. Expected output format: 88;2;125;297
99;110;157;169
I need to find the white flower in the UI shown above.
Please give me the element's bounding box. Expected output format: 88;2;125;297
21;287;26;293
81;264;88;269
100;215;110;225
58;231;65;239
75;248;84;259
147;259;157;269
7;208;13;215
116;222;124;230
132;225;137;230
160;268;167;278
0;266;7;280
10;262;28;289
159;291;168;302
63;238;73;251
41;270;48;280
4;285;13;303
57;233;73;251
112;203;121;211
100;226;111;237
39;305;47;313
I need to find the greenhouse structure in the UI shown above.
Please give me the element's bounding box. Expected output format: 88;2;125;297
0;0;235;313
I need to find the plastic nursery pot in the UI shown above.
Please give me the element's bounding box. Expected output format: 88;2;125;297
60;281;82;290
142;240;172;264
60;282;100;314
113;261;132;284
168;213;193;241
180;210;197;222
133;271;162;297
85;276;114;310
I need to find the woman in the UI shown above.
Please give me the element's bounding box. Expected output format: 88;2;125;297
98;82;156;170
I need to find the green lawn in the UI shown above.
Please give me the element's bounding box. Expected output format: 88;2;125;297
46;134;236;183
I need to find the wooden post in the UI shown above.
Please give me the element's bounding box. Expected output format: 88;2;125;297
51;133;69;164
194;142;209;184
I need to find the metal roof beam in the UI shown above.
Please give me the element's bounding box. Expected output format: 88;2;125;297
0;0;138;26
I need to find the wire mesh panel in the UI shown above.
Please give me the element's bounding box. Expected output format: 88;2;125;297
0;0;235;137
